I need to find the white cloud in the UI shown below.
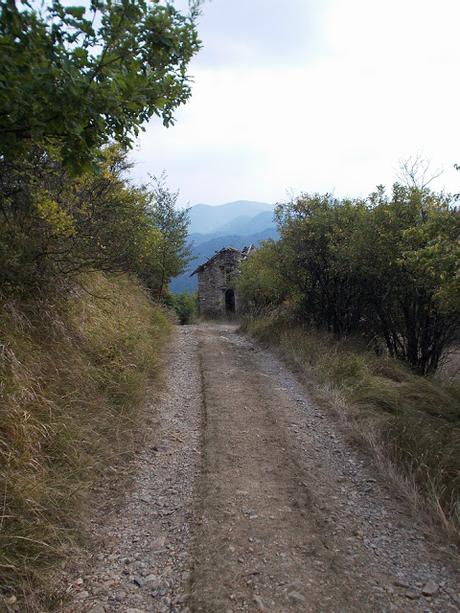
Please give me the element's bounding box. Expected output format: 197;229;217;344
131;0;460;205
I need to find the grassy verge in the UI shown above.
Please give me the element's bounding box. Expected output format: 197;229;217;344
242;315;460;539
0;273;172;610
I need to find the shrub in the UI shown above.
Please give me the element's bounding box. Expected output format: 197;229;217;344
239;184;459;374
171;292;198;325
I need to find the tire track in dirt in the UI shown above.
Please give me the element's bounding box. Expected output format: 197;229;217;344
189;323;459;612
57;323;459;613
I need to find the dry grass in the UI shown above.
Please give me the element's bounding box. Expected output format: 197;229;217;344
0;273;172;609
242;315;460;540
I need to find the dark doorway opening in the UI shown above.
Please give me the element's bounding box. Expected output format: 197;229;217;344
225;288;236;314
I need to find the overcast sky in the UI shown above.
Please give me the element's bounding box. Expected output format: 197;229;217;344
130;0;460;206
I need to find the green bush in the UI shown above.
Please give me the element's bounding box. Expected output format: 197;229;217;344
172;292;198;325
238;185;459;374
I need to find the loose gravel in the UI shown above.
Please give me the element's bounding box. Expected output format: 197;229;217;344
58;323;459;613
59;326;202;613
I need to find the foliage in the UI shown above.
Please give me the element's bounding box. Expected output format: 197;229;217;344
0;146;152;294
236;240;287;314
0;0;201;170
171;291;198;324
0;0;198;300
0;273;172;609
238;184;459;374
137;174;192;299
354;185;459;374
0;147;192;299
274;194;369;336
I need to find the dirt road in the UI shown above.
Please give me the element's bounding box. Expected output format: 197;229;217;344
61;323;459;613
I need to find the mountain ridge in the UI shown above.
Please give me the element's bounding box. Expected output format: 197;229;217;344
171;199;278;293
188;200;274;234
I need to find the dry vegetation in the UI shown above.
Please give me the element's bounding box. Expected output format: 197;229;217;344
0;273;172;609
242;315;460;539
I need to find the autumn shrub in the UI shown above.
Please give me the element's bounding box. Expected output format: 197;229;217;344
0;272;172;609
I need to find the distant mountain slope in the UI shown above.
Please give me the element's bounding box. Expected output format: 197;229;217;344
211;210;276;236
170;227;278;294
189;200;273;234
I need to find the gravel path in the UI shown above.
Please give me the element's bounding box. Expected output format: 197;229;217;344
59;323;459;612
60;326;202;613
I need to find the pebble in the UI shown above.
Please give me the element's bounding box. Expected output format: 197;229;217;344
144;573;159;584
288;591;306;603
422;580;439;597
87;606;106;613
253;594;266;610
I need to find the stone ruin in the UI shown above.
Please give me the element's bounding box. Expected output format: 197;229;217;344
191;246;253;317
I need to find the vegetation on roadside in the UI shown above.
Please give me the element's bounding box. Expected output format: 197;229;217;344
170;292;199;325
238;176;459;375
0;0;201;607
0;273;172;608
0;144;193;300
0;0;198;301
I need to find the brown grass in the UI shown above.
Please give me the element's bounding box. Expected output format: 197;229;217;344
242;315;460;540
0;273;172;609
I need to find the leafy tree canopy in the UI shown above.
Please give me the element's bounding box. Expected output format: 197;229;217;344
239;183;459;375
139;173;192;299
0;0;201;169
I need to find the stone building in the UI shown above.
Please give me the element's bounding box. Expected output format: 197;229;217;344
191;246;252;317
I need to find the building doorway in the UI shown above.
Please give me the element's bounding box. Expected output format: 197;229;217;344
225;288;236;314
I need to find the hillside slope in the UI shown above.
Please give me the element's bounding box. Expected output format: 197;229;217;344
0;273;171;609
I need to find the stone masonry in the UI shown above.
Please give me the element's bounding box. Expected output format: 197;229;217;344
191;247;252;317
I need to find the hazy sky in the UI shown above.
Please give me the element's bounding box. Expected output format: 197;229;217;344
130;0;460;206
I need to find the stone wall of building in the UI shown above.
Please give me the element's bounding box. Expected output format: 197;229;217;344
197;249;243;317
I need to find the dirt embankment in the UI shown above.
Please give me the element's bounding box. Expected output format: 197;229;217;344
57;323;459;613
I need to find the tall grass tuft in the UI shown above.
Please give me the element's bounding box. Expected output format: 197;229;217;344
242;315;460;538
0;273;172;609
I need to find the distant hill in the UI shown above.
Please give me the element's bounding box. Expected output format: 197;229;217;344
188;200;274;234
210;210;276;237
170;226;279;294
170;200;278;293
188;209;276;245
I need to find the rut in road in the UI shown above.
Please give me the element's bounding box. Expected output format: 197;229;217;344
60;323;459;613
190;324;459;612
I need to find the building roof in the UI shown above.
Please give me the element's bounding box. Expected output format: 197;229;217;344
190;245;253;277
